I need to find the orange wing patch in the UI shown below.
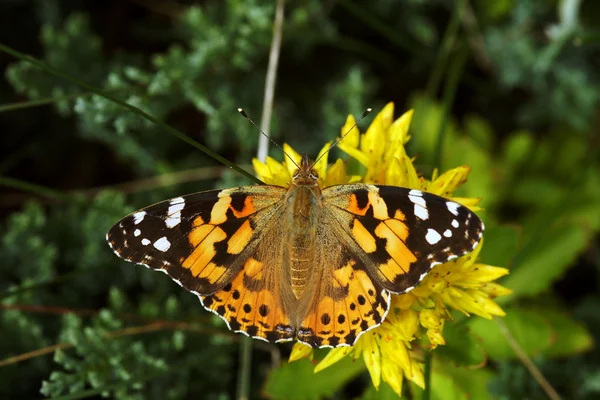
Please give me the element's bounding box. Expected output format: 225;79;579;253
180;191;265;292
201;257;294;343
296;261;390;348
324;184;419;292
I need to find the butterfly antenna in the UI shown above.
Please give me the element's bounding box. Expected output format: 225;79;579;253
237;108;300;169
312;108;372;167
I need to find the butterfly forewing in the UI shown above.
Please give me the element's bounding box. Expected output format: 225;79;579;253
323;184;484;294
106;186;286;294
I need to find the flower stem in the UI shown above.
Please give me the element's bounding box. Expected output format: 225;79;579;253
496;319;562;400
236;337;253;400
238;1;286;399
422;351;433;400
256;0;285;163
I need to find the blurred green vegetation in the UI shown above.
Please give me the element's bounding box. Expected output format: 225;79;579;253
1;0;599;399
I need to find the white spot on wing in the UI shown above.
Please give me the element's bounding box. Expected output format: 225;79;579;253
153;236;171;252
425;229;442;245
134;229;141;237
413;205;429;220
141;238;151;246
408;191;429;220
171;197;185;204
165;198;185;228
452;219;459;228
443;229;452;237
446;202;460;216
133;211;146;225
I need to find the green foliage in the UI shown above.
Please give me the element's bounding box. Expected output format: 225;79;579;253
40;311;168;399
264;357;365;400
435;324;486;368
1;0;600;399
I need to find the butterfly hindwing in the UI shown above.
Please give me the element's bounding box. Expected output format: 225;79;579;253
322;184;484;294
295;240;391;347
200;222;297;344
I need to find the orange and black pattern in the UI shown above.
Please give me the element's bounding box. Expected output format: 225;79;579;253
107;158;484;348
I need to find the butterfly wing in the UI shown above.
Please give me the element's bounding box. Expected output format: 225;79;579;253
107;185;295;342
294;183;484;348
295;234;391;347
323;183;484;293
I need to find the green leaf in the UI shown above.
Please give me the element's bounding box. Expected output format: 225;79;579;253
263;356;365;400
469;305;592;362
360;381;405;400
502;223;589;299
433;359;494;400
478;224;520;268
436;324;486;367
500;130;534;174
469;309;552;360
543;309;594;357
464;114;495;152
412;369;470;400
442;136;495;205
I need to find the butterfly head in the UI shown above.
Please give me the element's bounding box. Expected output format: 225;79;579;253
292;155;319;187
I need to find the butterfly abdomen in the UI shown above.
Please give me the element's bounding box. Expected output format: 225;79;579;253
287;185;322;299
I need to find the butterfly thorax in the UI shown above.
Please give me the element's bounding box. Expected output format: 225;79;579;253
286;156;322;299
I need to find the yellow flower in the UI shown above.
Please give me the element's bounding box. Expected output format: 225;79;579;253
253;103;511;396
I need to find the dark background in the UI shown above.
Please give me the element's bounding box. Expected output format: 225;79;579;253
1;0;599;399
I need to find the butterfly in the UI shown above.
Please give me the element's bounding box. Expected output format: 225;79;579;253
107;155;484;348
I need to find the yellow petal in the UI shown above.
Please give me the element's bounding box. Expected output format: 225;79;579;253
402;155;421;190
419;309;442;330
337;142;370;167
467;264;510;282
394;309;419;341
455;238;484;270
289;342;313;362
376;102;395;131
426;328;446;348
381;360;404;396
264;156;291;186
340;114;360;148
348;174;363;183
457;290;492;319
472;291;507;317
324;158;350;187
404;360;425;389
428;166;472;197
252;158;271;181
313;141;332;183
481;282;513;297
314;346;353;373
451;196;483;211
361;103;394;161
384;157;408;187
392;293;416;310
381;333;412;374
441;290;469;316
361;332;382;388
282;143;302;176
387;109;414;150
